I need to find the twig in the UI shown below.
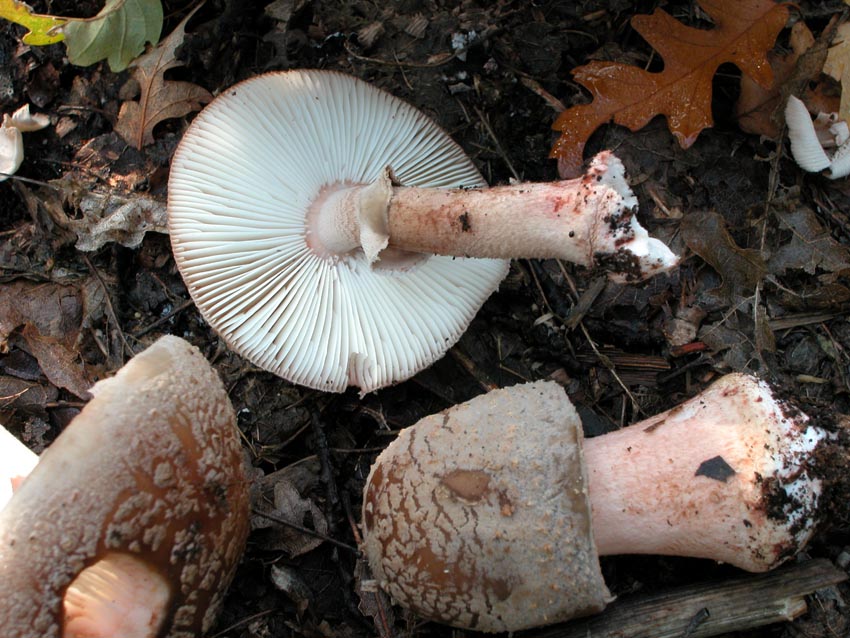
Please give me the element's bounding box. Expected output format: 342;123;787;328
579;322;644;417
345;41;457;68
527;559;847;638
311;411;341;532
250;507;357;554
473;105;520;180
82;254;133;359
131;298;195;337
208;609;278;638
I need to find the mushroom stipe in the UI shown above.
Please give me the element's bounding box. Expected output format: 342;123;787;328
167;70;678;394
0;336;249;638
361;374;830;632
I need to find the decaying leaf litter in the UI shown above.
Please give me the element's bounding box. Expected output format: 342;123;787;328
2;0;850;636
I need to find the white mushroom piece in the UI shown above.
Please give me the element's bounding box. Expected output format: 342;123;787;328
361;374;828;632
0;104;50;182
0;335;250;638
167;70;678;394
0;424;38;511
784;94;850;179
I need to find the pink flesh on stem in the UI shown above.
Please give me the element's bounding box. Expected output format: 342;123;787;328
306;151;678;282
584;374;826;571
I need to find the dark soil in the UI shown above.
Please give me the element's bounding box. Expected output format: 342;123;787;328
2;1;850;637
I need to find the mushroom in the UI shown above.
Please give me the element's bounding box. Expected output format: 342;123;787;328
361;374;827;632
0;104;50;182
0;335;250;638
0;424;38;511
784;94;850;179
167;70;678;394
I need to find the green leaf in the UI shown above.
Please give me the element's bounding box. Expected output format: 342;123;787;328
0;0;66;45
61;0;163;72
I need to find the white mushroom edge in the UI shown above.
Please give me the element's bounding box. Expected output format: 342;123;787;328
0;105;50;182
785;95;850;179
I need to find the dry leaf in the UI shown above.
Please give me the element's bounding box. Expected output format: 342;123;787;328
551;0;790;177
682;211;766;304
0;376;57;414
19;324;92;398
73;192;166;251
270;564;312;614
824;22;850;125
0;280;84;347
736;22;815;138
355;559;397;638
769;207;850;275
251;459;329;556
113;7;211;149
737;18;842;139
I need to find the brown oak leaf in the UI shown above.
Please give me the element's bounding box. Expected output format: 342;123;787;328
682;211;767;305
769;207;850;276
551;0;790;177
114;8;212;149
737;19;840;139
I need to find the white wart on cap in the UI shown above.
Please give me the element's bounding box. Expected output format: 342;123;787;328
168;70;508;393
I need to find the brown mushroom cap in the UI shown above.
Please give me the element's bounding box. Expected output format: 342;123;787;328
361;380;611;632
0;335;250;638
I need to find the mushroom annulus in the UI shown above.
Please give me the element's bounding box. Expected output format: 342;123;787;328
167;70;678;394
0;335;250;638
361;374;831;632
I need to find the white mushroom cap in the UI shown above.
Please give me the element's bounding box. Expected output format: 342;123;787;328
168;70;508;393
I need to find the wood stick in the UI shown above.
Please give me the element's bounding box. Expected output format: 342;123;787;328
526;559;847;638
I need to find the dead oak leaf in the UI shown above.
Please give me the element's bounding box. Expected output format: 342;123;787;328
551;0;790;177
19;324;92;399
682;211;767;304
824;22;850;125
737;16;845;139
769;207;850;276
114;8;211;149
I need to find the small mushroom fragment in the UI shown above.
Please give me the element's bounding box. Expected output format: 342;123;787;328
361;374;827;632
168;70;677;394
0;424;38;510
0;104;50;182
784;94;850;179
0;335;250;638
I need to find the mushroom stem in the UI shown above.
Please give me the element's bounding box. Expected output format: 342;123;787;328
308;152;678;282
584;374;826;571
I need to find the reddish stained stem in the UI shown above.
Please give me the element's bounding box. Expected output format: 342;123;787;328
584;374;825;571
308;152;678;282
387;176;619;263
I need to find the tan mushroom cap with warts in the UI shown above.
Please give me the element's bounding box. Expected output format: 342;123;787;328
0;335;250;638
168;70;508;394
361;381;612;632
